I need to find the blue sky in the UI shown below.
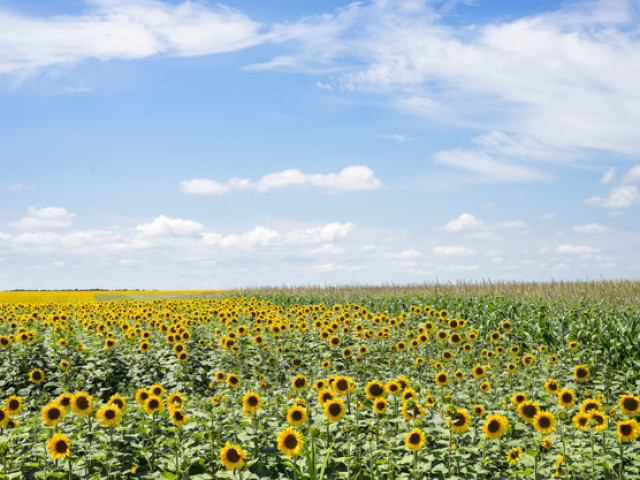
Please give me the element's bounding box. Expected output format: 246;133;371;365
1;0;639;289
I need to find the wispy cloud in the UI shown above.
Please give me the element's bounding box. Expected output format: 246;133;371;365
180;165;383;195
572;223;611;234
0;0;265;76
440;213;527;241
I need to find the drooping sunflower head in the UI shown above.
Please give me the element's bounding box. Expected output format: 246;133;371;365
71;392;93;416
166;392;185;408
405;428;426;451
589;411;608;431
317;388;336;406
542;437;552;450
480;381;490;393
47;433;71;460
170;408;188;427
277;428;304;456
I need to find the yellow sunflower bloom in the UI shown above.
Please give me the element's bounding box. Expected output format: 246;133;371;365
41;403;66;426
96;404;123;427
47;434;71;460
277;428;304;456
405;428;426;451
220;442;247;470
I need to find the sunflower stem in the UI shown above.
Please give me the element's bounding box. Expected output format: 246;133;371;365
618;442;624;480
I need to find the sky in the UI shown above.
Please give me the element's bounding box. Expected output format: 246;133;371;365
0;0;639;290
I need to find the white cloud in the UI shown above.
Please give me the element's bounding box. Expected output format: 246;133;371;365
10;206;75;230
601;167;617;184
136;215;203;237
286;222;355;244
203;226;279;248
384;249;421;260
440;213;527;237
312;263;364;272
0;0;265;76
433;245;473;256
624;165;640;183
442;213;484;232
540;213;556;221
181;165;383;195
375;134;410;142
585;185;640;209
572;223;611;234
556;244;600;254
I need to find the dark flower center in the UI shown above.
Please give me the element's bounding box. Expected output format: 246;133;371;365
55;440;68;454
328;403;343;416
409;433;421;444
291;410;303;421
48;408;61;420
105;409;116;420
369;384;383;397
174;411;184;421
576;368;587;378
336;380;348;391
247;396;259;407
620;424;632;436
76;397;89;410
112;399;123;409
295;378;306;388
284;434;298;449
226;448;240;463
562;393;572;403
584;402;598;412
8;399;19;410
488;420;500;433
538;416;550;428
452;413;466;426
522;405;537;418
623;397;639;411
33;371;42;380
148;399;160;410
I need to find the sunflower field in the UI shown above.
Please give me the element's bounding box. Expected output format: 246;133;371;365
0;290;639;479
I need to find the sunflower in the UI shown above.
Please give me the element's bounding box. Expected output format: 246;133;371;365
215;371;225;382
542;437;552;450
59;360;70;371
435;371;449;386
533;411;556;434
291;375;308;391
573;412;590;430
365;381;385;399
522;354;536;367
545;379;560;396
425;395;436;408
507;363;517;373
574;365;590;382
472;365;486;379
589;411;607;431
619;394;640;417
558;389;577;409
242;392;262;412
442;350;454;361
220;442;247;470
170;408;188;427
150;384;165;398
96;404;122;427
105;338;116;349
473;405;485;416
324;398;346;423
480;381;490;393
373;397;388;414
47;433;71;460
136;388;150;405
333;376;352;396
0;407;10;428
453;370;465;381
512;393;527;405
568;341;579;351
5;396;22;414
396;376;411;391
518;401;540;424
317;388;336;406
29;368;44;384
617;419;639;442
177;351;189;362
287;405;307;426
580;399;602;414
144;396;164;415
405;428;426;451
41;403;66;426
449;408;471;434
71;392;93;416
277;428;304;456
402;388;418;403
402;402;425;421
227;374;240;389
483;414;509;440
506;447;523;464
